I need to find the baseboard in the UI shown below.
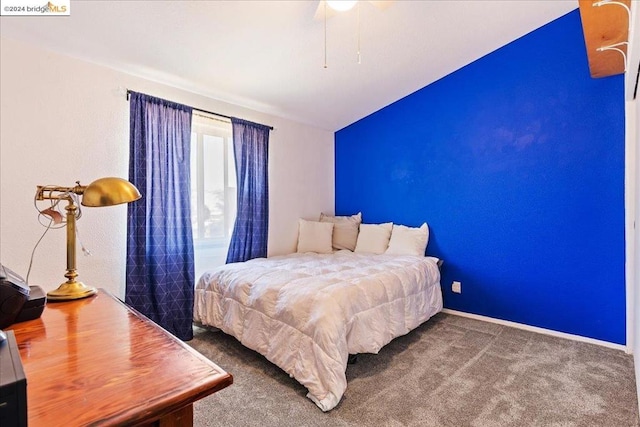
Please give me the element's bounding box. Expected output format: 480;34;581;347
441;309;628;352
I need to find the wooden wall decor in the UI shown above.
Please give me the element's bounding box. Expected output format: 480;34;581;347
579;0;631;78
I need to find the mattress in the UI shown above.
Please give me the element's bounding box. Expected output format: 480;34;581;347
194;251;443;411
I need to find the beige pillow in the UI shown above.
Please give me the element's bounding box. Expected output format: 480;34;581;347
354;222;393;254
319;212;362;251
385;223;429;256
296;219;334;254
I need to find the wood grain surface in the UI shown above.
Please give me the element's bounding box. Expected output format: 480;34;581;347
579;0;631;78
7;289;232;426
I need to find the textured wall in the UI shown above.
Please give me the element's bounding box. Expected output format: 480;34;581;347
0;37;334;298
335;10;625;344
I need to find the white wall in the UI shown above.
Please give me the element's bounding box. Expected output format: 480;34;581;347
633;97;640;414
627;93;639;409
0;37;334;298
631;93;640;408
627;1;640;410
627;98;637;355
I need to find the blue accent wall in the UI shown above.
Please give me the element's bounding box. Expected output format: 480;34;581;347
335;10;625;344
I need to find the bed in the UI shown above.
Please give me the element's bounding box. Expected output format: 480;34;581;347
193;250;443;411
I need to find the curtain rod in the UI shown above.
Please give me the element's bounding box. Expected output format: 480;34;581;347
126;89;274;130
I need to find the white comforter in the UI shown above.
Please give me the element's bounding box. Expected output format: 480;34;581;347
193;251;443;411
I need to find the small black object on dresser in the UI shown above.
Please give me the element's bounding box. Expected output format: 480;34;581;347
0;264;46;329
0;330;27;427
15;286;46;324
0;264;29;329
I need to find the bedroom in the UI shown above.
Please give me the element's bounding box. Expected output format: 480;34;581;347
0;0;639;425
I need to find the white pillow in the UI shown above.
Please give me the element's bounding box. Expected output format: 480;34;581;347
354;222;393;254
385;223;429;256
319;212;362;251
296;219;334;254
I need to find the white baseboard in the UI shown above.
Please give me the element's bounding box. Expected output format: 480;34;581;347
441;309;629;353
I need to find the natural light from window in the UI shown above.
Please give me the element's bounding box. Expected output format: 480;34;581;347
191;113;235;280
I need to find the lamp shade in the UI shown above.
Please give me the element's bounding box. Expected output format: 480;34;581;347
81;177;141;207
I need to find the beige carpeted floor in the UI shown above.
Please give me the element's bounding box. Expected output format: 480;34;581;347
188;313;639;427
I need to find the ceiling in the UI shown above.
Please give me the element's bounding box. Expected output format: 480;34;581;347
0;0;578;131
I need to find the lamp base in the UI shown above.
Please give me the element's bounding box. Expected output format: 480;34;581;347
46;281;97;301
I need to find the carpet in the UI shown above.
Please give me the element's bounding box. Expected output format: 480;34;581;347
188;313;639;426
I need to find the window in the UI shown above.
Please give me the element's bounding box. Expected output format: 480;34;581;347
190;113;235;279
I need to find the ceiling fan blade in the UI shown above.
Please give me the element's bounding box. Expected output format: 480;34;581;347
313;1;339;21
368;0;395;10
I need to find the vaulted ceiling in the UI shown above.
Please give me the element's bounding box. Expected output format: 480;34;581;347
0;1;578;131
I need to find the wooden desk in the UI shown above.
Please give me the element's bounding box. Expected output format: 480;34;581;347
7;289;232;426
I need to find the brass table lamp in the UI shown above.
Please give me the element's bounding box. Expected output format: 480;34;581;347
35;177;141;301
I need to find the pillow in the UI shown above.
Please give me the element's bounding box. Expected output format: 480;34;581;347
319;212;362;251
296;219;334;254
385;223;429;256
354;222;393;254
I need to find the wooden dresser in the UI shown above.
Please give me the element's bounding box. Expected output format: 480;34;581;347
7;289;232;426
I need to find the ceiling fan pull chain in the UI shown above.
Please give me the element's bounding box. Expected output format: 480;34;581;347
324;1;328;69
357;1;361;64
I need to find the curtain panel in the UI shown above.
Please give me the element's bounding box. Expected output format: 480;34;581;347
226;118;270;264
126;91;195;340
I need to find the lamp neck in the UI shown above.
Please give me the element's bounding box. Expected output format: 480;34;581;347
36;182;87;201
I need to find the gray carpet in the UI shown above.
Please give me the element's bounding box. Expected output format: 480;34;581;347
188;313;639;427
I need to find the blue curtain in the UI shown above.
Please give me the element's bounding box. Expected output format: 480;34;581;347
126;91;195;341
226;118;270;263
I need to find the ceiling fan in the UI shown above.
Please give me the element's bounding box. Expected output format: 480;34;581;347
315;0;395;67
313;0;394;21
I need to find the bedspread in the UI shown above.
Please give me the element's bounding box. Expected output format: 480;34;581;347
193;251;443;411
